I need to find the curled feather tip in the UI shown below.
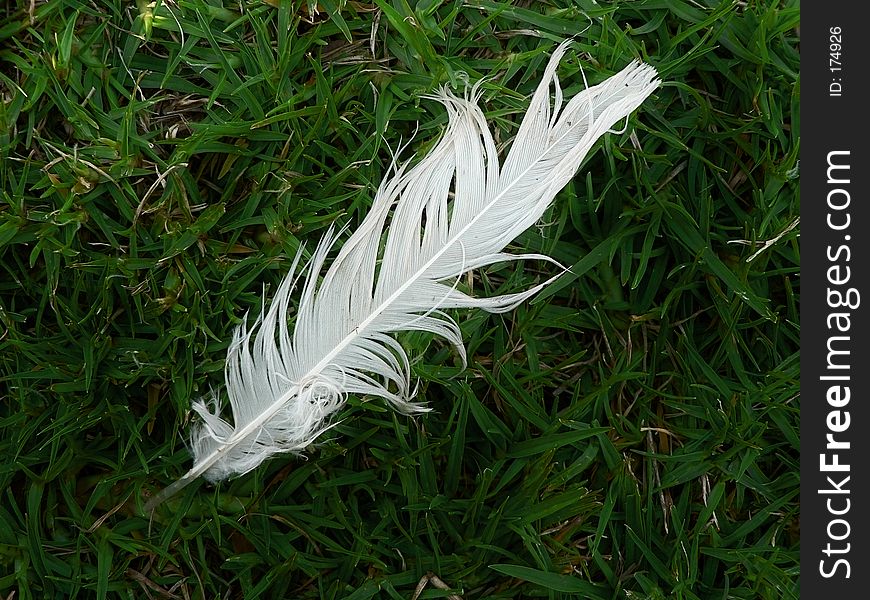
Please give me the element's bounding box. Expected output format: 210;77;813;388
145;42;660;512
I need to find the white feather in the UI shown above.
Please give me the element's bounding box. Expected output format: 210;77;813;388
146;42;660;510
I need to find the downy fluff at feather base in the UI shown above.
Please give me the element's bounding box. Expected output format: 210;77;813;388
146;41;660;510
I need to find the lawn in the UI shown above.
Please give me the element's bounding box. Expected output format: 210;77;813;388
0;1;800;598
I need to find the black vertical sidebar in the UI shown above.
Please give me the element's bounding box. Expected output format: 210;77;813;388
801;3;867;596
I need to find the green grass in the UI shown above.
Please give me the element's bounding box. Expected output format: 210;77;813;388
0;1;799;598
